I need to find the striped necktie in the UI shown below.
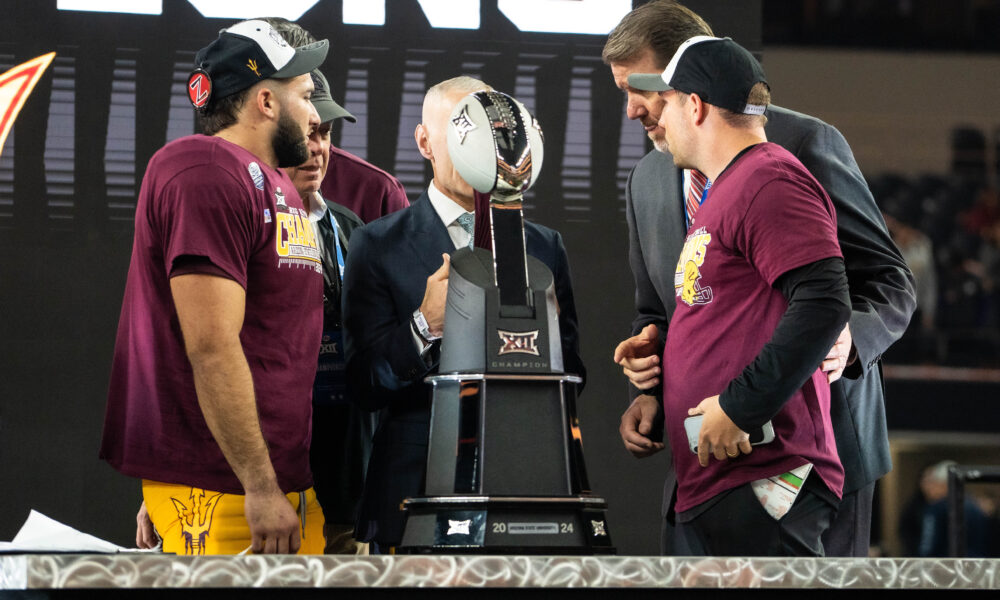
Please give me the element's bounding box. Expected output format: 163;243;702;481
686;169;709;226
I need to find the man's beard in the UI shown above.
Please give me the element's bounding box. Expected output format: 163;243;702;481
652;134;669;155
273;111;310;168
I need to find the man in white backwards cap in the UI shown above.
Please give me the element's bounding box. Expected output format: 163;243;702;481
626;36;851;556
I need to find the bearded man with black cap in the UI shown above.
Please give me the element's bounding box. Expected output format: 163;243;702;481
627;36;851;557
101;19;329;555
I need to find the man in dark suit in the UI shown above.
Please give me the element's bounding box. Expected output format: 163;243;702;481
342;76;585;550
603;1;916;556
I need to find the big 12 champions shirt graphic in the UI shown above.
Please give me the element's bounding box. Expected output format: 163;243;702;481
272;186;322;273
675;226;713;306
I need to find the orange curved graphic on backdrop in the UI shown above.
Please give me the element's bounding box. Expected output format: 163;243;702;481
0;52;56;158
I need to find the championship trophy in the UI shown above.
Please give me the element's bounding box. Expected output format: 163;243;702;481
397;91;613;554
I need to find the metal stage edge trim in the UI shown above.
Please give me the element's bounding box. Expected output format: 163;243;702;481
3;554;1000;590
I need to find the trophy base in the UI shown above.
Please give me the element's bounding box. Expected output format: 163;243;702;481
397;495;615;554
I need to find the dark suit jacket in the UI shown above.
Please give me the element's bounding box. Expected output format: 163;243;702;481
625;105;916;510
342;192;585;546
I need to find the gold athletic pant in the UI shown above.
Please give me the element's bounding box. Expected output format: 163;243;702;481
142;480;325;555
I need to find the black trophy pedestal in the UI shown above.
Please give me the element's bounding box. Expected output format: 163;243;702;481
397;374;614;554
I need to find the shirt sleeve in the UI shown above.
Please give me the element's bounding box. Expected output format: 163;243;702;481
156;165;257;288
736;176;842;286
719;257;851;429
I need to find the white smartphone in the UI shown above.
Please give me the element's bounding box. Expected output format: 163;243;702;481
684;414;775;454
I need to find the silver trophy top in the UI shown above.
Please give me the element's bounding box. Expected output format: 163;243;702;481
447;90;545;204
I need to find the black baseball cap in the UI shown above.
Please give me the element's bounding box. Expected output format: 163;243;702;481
310;69;356;124
187;19;329;110
628;36;769;116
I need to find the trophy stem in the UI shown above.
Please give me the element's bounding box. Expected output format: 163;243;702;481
489;201;530;309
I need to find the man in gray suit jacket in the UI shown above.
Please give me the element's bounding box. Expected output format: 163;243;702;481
603;1;916;557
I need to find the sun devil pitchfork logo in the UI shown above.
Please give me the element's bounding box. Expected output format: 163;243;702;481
170;488;224;555
497;329;540;356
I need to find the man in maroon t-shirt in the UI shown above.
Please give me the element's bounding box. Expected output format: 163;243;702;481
101;20;328;555
322;145;409;224
627;37;851;556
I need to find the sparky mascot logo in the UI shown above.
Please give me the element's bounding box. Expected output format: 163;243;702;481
170;489;224;555
0;52;56;159
497;329;540;356
675;227;714;306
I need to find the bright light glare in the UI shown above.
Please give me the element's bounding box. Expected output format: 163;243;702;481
343;0;385;25
498;0;631;35
57;0;162;15
417;0;480;29
187;0;320;20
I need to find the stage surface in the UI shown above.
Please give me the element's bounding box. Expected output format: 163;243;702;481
2;554;999;593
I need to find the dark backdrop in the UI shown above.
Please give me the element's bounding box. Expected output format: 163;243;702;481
0;0;760;555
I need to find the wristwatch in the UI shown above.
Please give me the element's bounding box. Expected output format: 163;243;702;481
412;308;441;342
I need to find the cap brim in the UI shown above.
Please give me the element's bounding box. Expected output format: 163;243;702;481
273;39;329;79
628;72;670;92
313;97;357;124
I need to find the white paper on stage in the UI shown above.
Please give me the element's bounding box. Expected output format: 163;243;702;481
0;510;149;553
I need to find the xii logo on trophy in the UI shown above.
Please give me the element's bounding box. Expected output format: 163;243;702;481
497;329;540;356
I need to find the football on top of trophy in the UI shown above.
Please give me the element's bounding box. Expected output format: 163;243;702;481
447;90;544;202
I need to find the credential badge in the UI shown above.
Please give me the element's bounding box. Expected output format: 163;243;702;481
451;104;477;144
497;329;540;356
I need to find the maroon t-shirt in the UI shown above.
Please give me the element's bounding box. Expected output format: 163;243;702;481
663;143;845;513
100;135;323;495
319;145;409;224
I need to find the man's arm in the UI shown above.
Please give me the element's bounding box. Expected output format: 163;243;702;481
615;165;670;456
623;166;669;393
792;117;916;374
171;273;300;554
694;258;852;464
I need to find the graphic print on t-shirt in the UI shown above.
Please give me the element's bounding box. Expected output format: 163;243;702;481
274;186;321;272
674;226;713;306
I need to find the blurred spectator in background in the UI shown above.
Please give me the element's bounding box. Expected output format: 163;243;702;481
883;210;937;332
874;172;1000;367
961;185;1000;238
898;460;990;557
978;220;1000;325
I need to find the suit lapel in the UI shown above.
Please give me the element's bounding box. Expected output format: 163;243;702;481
407;192;456;273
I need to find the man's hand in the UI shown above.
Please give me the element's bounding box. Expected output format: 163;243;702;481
613;323;662;390
419;254;450;337
821;323;854;384
620;394;665;458
689;395;751;467
135;501;159;549
245;490;301;554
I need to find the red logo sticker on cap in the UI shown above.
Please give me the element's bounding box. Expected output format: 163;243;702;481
187;69;212;109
